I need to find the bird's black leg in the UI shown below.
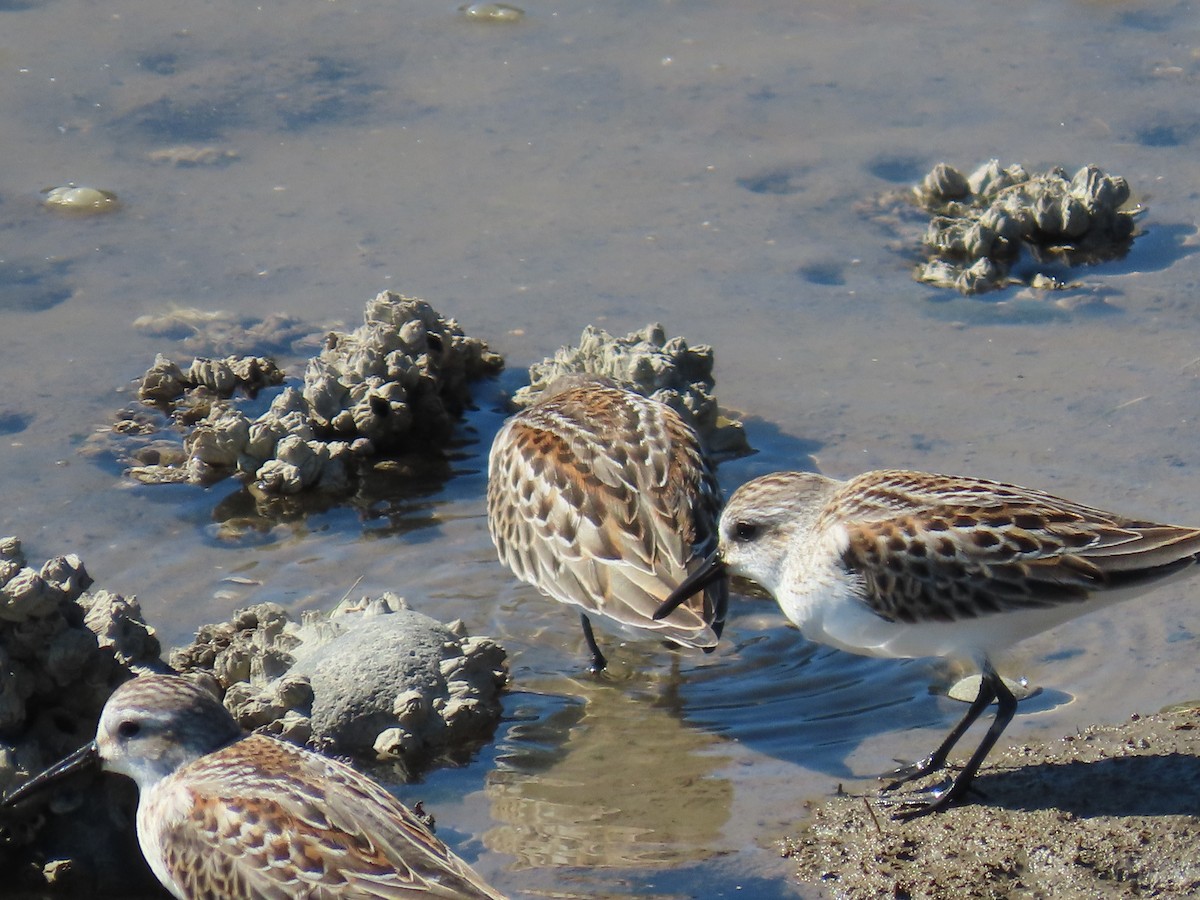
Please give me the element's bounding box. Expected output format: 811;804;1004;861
890;666;1018;820
580;613;608;673
882;670;997;791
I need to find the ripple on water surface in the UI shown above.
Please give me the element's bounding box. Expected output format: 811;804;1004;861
675;613;935;772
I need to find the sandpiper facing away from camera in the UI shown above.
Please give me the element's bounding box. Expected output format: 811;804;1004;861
3;674;507;899
488;378;727;671
654;468;1200;818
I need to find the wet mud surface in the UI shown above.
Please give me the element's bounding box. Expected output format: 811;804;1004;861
787;704;1200;898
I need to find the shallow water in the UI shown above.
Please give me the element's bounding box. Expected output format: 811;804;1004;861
4;0;1200;896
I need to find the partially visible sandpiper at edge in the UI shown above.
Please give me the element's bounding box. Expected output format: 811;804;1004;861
655;467;1200;818
2;674;507;900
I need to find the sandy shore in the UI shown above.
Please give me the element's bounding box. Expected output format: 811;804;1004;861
783;704;1200;898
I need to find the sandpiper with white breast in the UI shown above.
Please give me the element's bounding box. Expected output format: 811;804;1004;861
654;468;1200;818
487;378;727;671
3;674;507;899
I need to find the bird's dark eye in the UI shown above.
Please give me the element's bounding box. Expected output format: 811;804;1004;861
116;720;141;739
732;521;759;542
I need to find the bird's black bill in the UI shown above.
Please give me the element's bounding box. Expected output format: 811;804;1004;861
2;741;100;808
652;551;727;621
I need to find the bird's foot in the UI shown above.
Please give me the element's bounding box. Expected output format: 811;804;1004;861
879;778;963;821
879;772;986;821
880;754;943;792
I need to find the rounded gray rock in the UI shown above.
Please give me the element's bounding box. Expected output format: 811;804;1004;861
289;608;506;762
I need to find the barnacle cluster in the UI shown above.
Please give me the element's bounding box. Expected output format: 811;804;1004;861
0;538;164;891
0;540;161;741
513;323;751;456
115;291;503;494
913;160;1138;295
170;595;509;768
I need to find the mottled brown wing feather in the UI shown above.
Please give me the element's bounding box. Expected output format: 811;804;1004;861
832;470;1200;624
156;735;504;899
486;384;724;645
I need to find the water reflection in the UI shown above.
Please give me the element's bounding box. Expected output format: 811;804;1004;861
207;447;465;543
484;669;732;871
465;598;944;899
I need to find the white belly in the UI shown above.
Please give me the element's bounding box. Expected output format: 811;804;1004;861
773;556;1141;667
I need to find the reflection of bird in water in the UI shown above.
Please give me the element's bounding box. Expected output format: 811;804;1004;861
484;670;731;870
4;675;507;900
657;468;1200;818
487;378;727;671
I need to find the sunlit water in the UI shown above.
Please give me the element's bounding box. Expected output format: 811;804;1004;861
3;1;1200;896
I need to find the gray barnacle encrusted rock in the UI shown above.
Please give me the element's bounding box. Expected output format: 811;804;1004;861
170;594;509;771
911;160;1138;296
121;291;503;494
512;323;750;456
168;602;300;686
78;590;162;668
0;539;167;894
302;291;503;447
137;353;285;406
288;598;508;765
125;353;285;485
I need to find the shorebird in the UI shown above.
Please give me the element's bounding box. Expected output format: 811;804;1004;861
3;674;507;899
654;468;1200;817
487;378;727;671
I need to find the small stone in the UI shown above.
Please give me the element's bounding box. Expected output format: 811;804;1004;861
41;184;119;214
947;674;1039;703
459;2;525;22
